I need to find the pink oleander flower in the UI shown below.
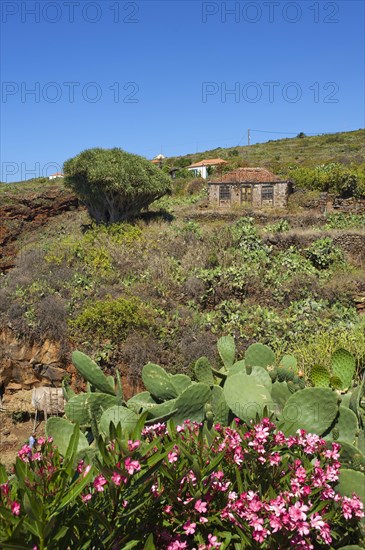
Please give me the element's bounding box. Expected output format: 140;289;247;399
289;501;308;522
81;493;92;503
342;495;364;519
83;464;92;478
183;520;196;535
167;540;188;550
200;516;208;523
128;439;141;451
0;483;9;496
125;457;141;475
111;472;126;486
11;501;20;516
18;445;32;462
207;534;222;548
93;475;107;492
269;452;281;466
37;437;45;445
195;499;208;514
168;451;178;463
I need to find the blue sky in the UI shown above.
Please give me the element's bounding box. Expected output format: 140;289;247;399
0;0;364;182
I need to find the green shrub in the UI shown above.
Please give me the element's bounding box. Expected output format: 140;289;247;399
305;237;345;269
325;213;365;230
70;296;154;341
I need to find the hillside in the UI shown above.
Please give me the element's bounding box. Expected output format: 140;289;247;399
167;129;365;170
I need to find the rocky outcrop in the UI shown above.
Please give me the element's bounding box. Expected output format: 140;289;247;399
0;184;78;273
0;328;73;391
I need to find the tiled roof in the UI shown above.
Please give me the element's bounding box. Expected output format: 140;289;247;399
187;158;228;168
50;172;64;177
209;167;284;183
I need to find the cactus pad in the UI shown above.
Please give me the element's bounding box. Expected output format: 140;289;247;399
281;388;339;436
279;354;297;371
245;343;275;368
337;441;365;473
170;374;192;395
194;357;215;386
250;366;272;391
65;394;92;425
46;417;89;456
142;363;177;400
271;381;292;414
99;406;139;437
227;360;246;376
337;469;365;504
223;373;272;423
217;335;236;369
331;348;356;390
72;351;116;396
209;385;230;425
334;406;358;444
310;365;330;388
172;383;211;425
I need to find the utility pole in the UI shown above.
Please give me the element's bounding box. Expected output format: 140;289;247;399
247;129;251;146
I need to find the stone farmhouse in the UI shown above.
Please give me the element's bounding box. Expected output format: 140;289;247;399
208;167;293;208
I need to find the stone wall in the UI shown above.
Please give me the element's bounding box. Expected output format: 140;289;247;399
208;182;289;208
0;328;73;391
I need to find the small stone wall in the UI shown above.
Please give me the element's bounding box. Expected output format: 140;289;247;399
208;182;289;208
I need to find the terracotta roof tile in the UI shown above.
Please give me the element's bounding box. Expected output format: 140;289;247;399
209;167;284;184
187;158;228;168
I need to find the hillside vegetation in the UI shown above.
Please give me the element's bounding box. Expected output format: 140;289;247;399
168;129;365;169
1;130;365;391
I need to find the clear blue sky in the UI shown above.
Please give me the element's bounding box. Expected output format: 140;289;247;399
1;0;364;182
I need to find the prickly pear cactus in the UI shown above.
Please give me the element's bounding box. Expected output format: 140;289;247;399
271;381;292;414
332;406;358;444
310;365;330;388
142;363;177;401
64;393;92;426
172;383;211;425
72;351;115;396
99;406;139;437
209;385;230;425
223;373;272;423
337;441;365;473
267;365;278;381
331;348;356;390
330;376;344;390
217;335;236;369
227;360;246;376
245;343;275;369
337;469;365;504
127;392;156;413
279;355;297;371
170;374;192;395
194;357;215;386
249;366;272;391
281;388;339;436
46;417;89;456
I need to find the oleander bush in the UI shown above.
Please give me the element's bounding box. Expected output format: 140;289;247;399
1;420;364;549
